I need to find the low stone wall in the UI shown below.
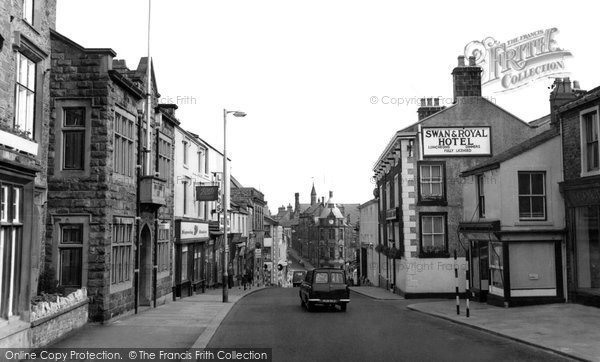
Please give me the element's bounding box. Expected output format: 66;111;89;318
29;289;89;348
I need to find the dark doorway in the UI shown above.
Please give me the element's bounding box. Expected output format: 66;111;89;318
139;225;152;306
470;240;489;302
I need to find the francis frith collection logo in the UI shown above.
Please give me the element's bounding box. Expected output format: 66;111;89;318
464;28;572;92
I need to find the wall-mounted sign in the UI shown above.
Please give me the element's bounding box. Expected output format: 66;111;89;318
422;127;491;156
386;208;399;221
196;185;219;201
179;221;209;240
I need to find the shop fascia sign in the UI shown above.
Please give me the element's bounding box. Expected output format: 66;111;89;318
422;127;491;156
180;221;209;240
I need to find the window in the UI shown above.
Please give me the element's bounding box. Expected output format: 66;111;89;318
158;136;171;181
331;272;345;284
183;177;190;215
15;53;36;137
329;228;335;240
419;213;447;257
114;112;134;177
111;222;133;285
489;242;504;294
419;162;445;203
158;228;169;272
477;174;485;218
181;245;189;281
59;224;83;287
0;184;23;319
198;149;206;174
315;272;328;283
518;172;546;220
385;182;390;209
394;174;400;206
63;108;86;170
584;111;599;172
183;140;189;166
22;0;34;23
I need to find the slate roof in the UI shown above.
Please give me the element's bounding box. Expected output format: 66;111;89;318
460;128;560;177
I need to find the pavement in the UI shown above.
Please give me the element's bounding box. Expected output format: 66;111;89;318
49;285;266;350
350;286;404;300
286;248;314;270
352;286;600;361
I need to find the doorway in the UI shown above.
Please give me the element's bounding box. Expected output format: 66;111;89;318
139;225;152;306
470;240;489;302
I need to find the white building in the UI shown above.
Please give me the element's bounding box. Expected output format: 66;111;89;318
359;199;379;286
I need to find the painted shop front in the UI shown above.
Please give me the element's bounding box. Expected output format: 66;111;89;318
174;220;209;297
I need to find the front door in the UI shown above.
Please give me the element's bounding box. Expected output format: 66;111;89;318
139;225;152;306
470;240;489;302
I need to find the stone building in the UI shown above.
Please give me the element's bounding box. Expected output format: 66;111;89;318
557;78;600;307
0;0;56;347
286;185;359;270
372;56;547;297
46;31;175;321
231;186;266;283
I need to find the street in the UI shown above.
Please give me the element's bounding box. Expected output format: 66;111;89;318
208;288;571;362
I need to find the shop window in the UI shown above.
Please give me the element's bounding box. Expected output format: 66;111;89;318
574;206;600;290
418;162;446;205
518;172;546;220
111;222;133;285
15;52;36;138
419;213;448;258
489;242;504;295
0;184;23;319
181;245;189;281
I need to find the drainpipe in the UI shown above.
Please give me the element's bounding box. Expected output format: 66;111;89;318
134;111;143;314
153;124;160;308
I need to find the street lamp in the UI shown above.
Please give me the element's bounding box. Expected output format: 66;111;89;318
223;109;246;303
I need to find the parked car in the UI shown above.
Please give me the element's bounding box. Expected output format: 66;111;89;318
299;268;350;312
292;270;306;287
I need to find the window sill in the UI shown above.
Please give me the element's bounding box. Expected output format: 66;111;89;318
0;129;38;155
110;280;133;294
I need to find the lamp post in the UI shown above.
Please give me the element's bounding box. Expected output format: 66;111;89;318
222;109;246;303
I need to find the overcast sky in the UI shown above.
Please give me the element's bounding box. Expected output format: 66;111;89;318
56;0;600;213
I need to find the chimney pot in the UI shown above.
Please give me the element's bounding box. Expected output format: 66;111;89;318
468;56;476;66
329;191;333;198
426;98;432;106
434;98;440;106
420;98;426;107
458;55;465;66
573;80;580;90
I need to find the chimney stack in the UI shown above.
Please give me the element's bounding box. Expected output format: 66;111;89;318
287;204;293;213
550;77;581;126
417;97;445;120
294;192;300;213
452;55;482;102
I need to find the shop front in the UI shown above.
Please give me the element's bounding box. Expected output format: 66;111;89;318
561;178;600;307
174;220;209;298
459;223;565;307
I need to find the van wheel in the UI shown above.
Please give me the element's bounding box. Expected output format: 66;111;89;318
340;303;347;312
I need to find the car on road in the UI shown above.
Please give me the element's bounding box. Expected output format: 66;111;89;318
299;268;350;312
291;270;306;287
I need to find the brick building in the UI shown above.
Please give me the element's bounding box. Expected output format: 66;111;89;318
46;31;175;321
372;56;546;297
0;0;56;347
557;78;600;307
